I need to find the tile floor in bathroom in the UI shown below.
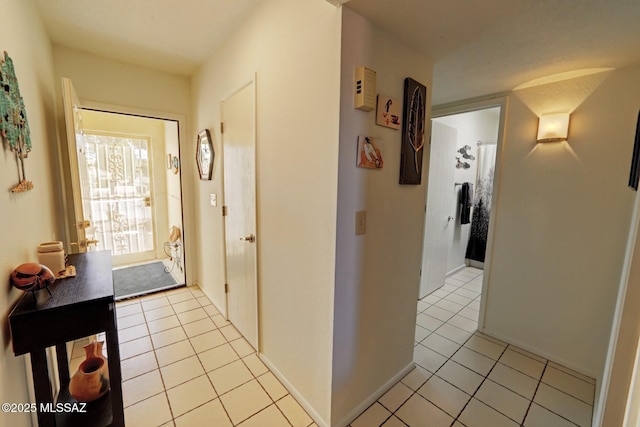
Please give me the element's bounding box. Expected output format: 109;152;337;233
70;267;595;426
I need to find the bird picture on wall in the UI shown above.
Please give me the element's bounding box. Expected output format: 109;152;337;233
376;95;401;130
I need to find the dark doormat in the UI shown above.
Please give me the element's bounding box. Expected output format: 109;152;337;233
113;262;179;300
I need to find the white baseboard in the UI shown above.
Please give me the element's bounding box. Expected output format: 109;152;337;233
467;259;485;269
480;326;597;379
259;355;415;427
259;354;330;427
333;362;416;427
446;264;467;277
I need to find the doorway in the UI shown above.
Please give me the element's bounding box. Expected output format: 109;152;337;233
81;110;186;298
61;79;186;299
419;97;506;317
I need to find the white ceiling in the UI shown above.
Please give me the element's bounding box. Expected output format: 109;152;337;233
345;0;640;104
35;0;259;76
35;0;640;105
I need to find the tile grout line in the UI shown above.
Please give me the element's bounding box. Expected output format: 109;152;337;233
122;290;218;425
393;329;479;424
140;291;176;424
173;292;226;425
450;337;509;424
521;361;548;426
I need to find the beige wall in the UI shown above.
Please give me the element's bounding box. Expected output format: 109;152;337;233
191;0;342;423
332;8;433;425
52;46;191;117
0;0;62;426
482;67;639;384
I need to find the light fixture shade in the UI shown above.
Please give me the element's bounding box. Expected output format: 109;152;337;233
537;113;570;143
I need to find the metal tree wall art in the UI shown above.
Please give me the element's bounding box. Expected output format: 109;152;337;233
399;78;427;185
0;51;33;192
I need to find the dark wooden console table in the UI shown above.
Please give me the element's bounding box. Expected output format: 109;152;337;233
9;251;124;427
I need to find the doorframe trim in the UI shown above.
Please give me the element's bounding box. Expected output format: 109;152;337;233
431;94;509;332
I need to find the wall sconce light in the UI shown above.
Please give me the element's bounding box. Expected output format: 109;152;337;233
537;113;570;143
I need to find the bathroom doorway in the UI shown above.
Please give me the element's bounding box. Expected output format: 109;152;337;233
419;97;507;307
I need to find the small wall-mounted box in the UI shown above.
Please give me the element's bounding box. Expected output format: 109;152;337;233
354;66;376;112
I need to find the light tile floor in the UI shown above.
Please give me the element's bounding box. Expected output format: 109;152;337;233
350;267;597;427
70;285;317;427
70;267;596;427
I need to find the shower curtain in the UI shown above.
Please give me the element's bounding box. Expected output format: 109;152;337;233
465;143;496;263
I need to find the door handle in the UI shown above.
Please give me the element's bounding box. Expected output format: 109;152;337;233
240;234;256;243
447;216;454;221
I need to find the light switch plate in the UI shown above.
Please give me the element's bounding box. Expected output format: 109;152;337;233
210;193;217;207
355;210;366;235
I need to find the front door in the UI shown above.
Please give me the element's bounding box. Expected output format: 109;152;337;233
222;81;258;349
62;79;159;265
61;78;91;253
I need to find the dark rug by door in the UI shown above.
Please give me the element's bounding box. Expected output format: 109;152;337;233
113;262;178;299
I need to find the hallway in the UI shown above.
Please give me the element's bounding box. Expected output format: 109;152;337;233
72;268;596;426
350;268;596;427
72;286;316;426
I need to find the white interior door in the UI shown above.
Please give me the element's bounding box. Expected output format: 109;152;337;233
222;81;258;349
420;121;457;298
61;78;91;253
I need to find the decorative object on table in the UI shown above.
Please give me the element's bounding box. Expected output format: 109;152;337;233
376;95;401;130
356;136;384;169
10;263;54;298
399;77;427;185
69;341;110;402
629;110;640;191
58;264;76;278
196;129;214;180
0;52;33;192
37;241;66;277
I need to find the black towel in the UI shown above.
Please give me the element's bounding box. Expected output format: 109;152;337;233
460;183;473;224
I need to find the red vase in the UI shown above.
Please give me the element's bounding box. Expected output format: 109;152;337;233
69;341;110;402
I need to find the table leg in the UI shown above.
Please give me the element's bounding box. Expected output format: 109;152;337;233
55;344;70;386
105;305;124;427
31;348;56;427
